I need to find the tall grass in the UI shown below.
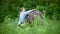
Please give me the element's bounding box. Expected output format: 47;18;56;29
0;15;60;34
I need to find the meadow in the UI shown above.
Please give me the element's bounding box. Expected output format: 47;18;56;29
0;15;60;34
0;0;60;34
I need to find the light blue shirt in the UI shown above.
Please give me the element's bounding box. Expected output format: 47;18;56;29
18;10;34;25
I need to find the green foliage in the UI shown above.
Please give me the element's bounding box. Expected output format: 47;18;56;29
0;0;60;22
0;16;60;34
0;0;60;34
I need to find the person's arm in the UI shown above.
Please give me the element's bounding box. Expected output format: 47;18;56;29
18;13;25;26
25;9;36;14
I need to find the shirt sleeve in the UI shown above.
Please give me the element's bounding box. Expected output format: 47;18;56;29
25;9;35;14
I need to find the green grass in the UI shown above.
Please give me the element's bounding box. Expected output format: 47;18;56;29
0;16;60;34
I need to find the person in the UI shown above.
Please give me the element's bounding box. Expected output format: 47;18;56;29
18;7;36;26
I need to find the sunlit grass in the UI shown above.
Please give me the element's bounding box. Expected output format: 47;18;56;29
0;16;60;34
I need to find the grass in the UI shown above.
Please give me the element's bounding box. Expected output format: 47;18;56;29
0;16;60;34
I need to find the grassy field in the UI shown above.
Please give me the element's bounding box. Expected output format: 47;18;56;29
0;16;60;34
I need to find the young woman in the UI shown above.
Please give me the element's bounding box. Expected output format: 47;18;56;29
18;7;36;26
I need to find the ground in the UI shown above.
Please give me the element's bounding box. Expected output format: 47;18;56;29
0;16;60;34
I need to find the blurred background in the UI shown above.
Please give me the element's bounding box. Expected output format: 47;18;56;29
0;0;60;34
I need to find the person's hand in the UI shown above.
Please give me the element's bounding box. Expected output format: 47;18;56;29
32;9;36;10
32;9;36;12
